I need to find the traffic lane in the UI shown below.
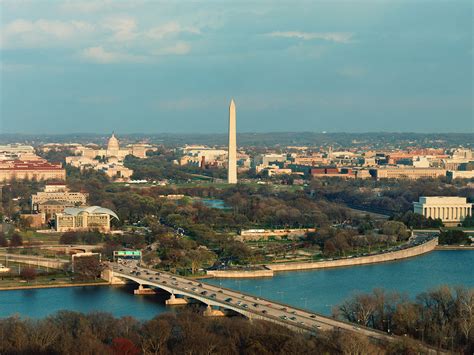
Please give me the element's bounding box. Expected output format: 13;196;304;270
116;266;317;326
114;264;388;336
115;269;390;341
116;272;329;331
150;283;349;333
114;264;333;329
113;266;310;324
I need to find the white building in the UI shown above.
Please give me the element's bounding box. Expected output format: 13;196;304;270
179;146;228;167
254;153;287;167
413;196;472;226
72;134;154;160
32;183;87;207
0;144;41;161
412;157;430;168
65;134;136;181
55;206;119;232
447;170;474;182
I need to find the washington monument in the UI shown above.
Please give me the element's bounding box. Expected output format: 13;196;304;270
227;99;237;184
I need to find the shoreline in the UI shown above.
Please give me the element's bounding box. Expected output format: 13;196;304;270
206;238;440;278
0;281;109;291
435;245;474;250
2;241;471;288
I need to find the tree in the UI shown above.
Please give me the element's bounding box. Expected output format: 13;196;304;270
462;215;474;227
392;211;443;229
74;256;103;280
381;221;409;241
110;338;140;355
439;230;469;245
9;233;23;247
60;232;79;245
337;286;474;352
20;267;37;282
80;231;103;245
187;249;216;274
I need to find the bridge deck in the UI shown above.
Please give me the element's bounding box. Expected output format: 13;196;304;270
109;262;395;342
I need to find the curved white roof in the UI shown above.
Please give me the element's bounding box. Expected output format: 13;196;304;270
63;206;119;220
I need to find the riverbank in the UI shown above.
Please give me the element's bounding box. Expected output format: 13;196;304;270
268;238;438;272
206;268;273;278
0;280;109;291
207;238;439;278
435;245;474;250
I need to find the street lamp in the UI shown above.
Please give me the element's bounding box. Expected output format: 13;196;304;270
300;297;308;308
255;285;262;297
277;291;285;301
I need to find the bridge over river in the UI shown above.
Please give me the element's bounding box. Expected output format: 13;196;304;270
106;262;402;346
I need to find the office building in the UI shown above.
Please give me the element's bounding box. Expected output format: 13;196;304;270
370;167;446;180
55;206;119;232
0;160;66;182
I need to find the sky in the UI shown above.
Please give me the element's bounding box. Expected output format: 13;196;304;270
0;0;472;134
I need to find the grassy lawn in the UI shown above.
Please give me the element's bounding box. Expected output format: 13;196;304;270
2;248;70;261
20;230;61;245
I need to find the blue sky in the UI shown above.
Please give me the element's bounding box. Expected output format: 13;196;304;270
0;0;472;134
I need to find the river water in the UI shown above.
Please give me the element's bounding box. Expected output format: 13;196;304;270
0;251;472;319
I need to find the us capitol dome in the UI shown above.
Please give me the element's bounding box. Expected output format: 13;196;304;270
106;133;120;157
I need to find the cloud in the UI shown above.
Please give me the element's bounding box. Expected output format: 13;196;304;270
1;16;198;62
103;16;137;42
1;19;95;48
59;0;143;13
146;22;200;39
267;31;353;43
80;46;146;64
153;42;191;56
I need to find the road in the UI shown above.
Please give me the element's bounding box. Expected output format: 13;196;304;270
110;262;396;341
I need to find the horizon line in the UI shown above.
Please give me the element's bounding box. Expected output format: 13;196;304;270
0;131;472;137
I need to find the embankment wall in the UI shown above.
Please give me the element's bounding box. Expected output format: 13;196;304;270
267;238;438;272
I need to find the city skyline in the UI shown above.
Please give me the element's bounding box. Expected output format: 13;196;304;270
0;1;472;134
0;2;472;353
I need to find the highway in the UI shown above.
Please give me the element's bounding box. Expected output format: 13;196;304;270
109;262;396;341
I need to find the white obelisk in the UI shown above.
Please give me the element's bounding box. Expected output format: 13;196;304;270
227;99;237;184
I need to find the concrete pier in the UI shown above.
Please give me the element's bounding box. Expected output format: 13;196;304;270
134;284;156;295
165;293;188;305
203;305;226;317
101;269;127;285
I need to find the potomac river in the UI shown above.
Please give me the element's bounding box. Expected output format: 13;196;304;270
0;250;472;319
